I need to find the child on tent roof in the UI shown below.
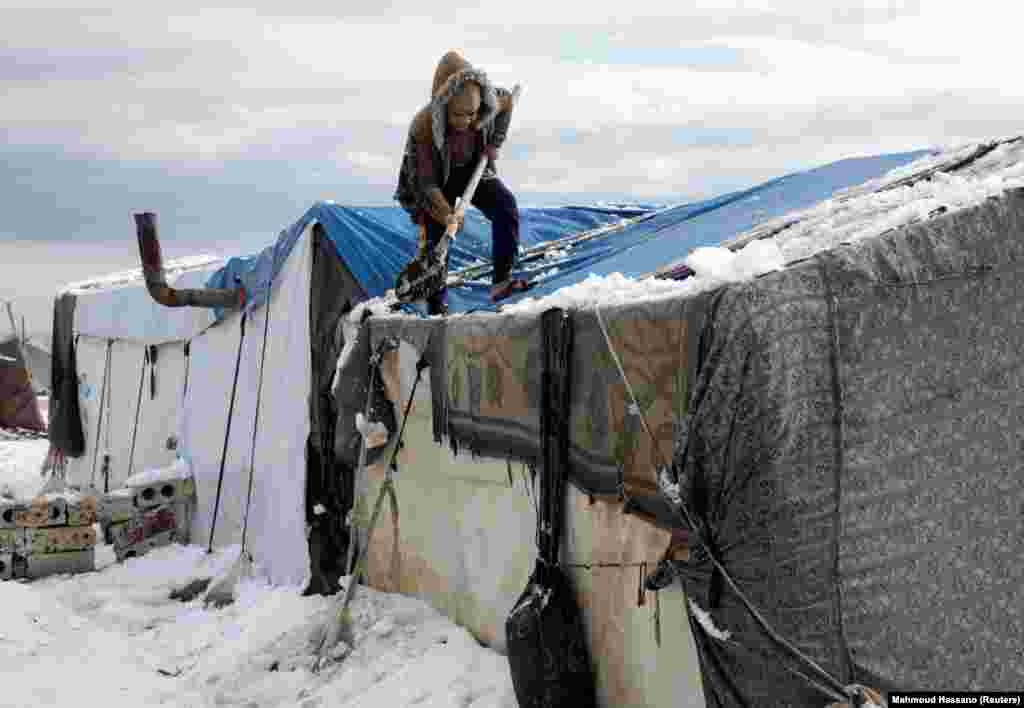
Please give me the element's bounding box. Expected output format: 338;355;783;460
394;50;528;314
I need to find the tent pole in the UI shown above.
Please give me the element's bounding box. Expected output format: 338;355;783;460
5;302;29;379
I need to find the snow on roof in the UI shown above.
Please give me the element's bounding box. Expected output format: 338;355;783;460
726;136;1024;264
501;239;786;314
60;254;223;295
507;137;1024;315
123;457;192;488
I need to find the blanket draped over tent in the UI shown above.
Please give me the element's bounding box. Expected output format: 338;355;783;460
664;187;1024;703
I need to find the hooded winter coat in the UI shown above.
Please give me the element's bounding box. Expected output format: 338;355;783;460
394;51;515;223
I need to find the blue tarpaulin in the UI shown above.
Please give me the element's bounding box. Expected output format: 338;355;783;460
207;149;929;316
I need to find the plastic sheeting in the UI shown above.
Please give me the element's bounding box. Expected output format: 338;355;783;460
182;226;313;588
205;202;641;317
207;151;926;318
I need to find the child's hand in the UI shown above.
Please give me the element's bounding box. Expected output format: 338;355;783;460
446;212;464;231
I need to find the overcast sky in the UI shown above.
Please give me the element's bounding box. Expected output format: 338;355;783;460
3;1;1023;337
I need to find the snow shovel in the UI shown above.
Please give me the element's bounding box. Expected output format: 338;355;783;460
392;157;488;305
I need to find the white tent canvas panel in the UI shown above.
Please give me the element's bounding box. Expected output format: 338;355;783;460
68;336;184;491
70;259;220;345
180;229;313;588
63;230;315;587
65;259;223;489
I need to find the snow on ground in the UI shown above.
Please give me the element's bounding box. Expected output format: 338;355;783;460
0;437;49;501
0;442;516;708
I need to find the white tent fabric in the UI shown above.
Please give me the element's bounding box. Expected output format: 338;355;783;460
71;261;221;345
69;337;184;491
181;229;313;588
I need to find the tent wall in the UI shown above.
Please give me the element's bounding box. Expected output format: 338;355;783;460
67;337;183;490
358;186;1024;705
361;342;705;708
181;228;313;588
0;338;46;431
20;341;51;393
670;187;1024;704
72;264;218;344
305;224;369;595
437;299;704;529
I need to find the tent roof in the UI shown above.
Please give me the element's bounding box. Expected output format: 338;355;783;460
56;145;948;339
654;136;1024;280
68;257;225;344
210;148;931;318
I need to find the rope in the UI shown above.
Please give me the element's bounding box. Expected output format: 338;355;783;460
386;353;426;474
565;560;648;570
207;311;248;554
90;339;113;489
125;344;148;490
595;301;856;705
182;340;191;402
240;275;273;556
103;344;113;473
594;303;670;471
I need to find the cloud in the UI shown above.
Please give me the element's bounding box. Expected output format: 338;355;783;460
2;2;1017;171
3;1;1023;336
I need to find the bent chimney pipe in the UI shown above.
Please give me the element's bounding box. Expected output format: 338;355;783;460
134;212;245;309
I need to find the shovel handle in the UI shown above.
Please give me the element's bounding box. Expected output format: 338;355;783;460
444;83;523;241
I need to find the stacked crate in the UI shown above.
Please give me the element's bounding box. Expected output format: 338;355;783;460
0;493;98;580
100;475;194;562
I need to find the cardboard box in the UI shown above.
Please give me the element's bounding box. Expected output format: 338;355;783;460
22;526;97;555
15;497;69;528
133;477;195;510
24;548;95;579
115;529;177;562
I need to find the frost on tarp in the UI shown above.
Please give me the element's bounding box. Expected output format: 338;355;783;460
671;185;1024;704
726;137;1024;263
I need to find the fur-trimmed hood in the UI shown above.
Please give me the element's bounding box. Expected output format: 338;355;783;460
427;51;498;154
394;51;514;218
